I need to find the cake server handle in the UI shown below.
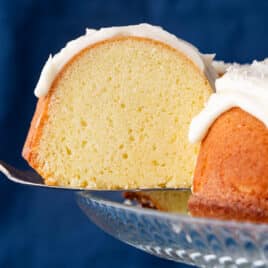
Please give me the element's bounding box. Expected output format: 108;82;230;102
0;160;190;191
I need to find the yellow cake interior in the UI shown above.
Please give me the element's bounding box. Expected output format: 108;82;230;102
32;37;212;189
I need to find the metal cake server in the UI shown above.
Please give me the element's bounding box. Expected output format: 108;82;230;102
0;160;190;191
0;160;66;189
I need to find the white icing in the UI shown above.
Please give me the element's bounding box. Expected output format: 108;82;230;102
189;59;268;143
202;53;218;82
212;60;249;76
34;23;216;97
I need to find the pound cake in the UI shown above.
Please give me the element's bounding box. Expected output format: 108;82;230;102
23;24;215;189
188;59;268;222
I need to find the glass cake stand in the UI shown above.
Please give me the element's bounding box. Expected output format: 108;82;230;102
77;191;268;268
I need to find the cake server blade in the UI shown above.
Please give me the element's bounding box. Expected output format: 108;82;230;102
0;160;190;191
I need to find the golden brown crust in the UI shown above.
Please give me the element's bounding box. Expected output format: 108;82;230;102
189;107;268;223
22;36;210;184
22;94;58;185
189;193;268;223
22;96;49;169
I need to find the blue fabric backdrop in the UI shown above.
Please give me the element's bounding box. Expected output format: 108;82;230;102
0;0;267;267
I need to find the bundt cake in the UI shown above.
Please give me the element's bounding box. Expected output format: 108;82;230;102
23;24;215;189
188;59;268;222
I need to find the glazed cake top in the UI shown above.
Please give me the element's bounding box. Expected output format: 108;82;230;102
34;23;216;97
189;59;268;143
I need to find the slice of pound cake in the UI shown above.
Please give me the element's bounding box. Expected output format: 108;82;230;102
23;24;215;189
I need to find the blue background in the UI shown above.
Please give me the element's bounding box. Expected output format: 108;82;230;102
0;0;267;267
